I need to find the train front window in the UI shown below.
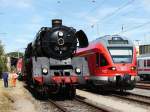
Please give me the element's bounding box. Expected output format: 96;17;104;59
108;47;133;63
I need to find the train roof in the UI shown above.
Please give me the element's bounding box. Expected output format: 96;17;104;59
76;35;134;56
92;35;134;47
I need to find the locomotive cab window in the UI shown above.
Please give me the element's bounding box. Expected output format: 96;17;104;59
96;53;108;67
96;53;100;67
100;54;108;66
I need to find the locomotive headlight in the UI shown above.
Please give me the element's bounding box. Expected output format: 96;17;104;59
42;68;48;75
108;67;116;71
58;31;63;37
131;66;136;70
112;67;116;70
75;68;81;74
131;76;135;80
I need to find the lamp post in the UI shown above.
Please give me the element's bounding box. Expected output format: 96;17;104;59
135;40;140;46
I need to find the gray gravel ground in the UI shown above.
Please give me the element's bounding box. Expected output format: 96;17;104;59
127;88;150;97
76;89;150;112
55;100;102;112
0;80;60;112
2;79;150;112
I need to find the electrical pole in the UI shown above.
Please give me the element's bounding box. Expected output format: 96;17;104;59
121;24;124;32
135;40;140;46
17;49;19;59
96;24;99;37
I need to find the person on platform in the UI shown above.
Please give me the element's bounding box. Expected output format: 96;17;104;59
11;71;18;87
2;72;9;88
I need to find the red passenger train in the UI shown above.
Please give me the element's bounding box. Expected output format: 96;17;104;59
76;35;139;91
16;58;23;73
137;54;150;80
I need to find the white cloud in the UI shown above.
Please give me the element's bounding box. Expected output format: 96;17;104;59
73;6;117;30
15;37;29;44
85;16;99;25
124;17;149;23
0;0;32;8
30;15;44;24
139;0;150;12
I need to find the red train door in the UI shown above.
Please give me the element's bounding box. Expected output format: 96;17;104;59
95;53;109;76
87;54;96;76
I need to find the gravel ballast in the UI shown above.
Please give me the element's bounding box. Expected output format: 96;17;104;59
0;80;60;112
76;89;150;112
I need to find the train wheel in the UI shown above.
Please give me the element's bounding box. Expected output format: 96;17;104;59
119;89;126;93
32;86;48;100
65;85;76;99
140;76;144;81
32;88;40;99
58;85;76;99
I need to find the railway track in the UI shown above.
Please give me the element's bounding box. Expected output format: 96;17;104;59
48;96;118;112
136;83;150;90
138;81;150;84
80;89;150;106
48;99;69;112
111;91;150;106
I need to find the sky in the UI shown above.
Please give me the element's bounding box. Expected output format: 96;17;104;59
0;0;150;53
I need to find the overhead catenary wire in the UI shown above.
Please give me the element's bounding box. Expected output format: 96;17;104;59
77;0;106;30
116;21;150;34
83;0;135;30
100;0;135;21
83;0;106;17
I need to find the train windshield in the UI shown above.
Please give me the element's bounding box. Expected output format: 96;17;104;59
108;47;133;63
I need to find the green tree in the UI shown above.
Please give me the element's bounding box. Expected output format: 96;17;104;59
0;41;8;78
7;52;24;58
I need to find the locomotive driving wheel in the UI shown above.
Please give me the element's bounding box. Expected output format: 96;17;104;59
32;85;48;100
65;85;76;99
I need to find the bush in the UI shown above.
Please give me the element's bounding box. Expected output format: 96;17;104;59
0;41;8;78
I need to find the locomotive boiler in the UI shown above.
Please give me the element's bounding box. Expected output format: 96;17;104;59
23;19;88;98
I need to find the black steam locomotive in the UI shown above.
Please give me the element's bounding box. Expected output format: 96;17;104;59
23;19;88;98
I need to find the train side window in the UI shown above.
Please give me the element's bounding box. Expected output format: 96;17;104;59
138;60;140;67
144;60;147;67
85;57;87;61
96;53;100;67
137;60;140;67
147;60;150;67
100;54;108;66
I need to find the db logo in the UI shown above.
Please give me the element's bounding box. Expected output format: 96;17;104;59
121;66;127;71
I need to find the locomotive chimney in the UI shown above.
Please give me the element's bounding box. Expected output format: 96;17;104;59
52;19;62;27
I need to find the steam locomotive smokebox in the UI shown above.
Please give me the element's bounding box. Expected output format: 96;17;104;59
52;19;62;27
28;19;89;60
